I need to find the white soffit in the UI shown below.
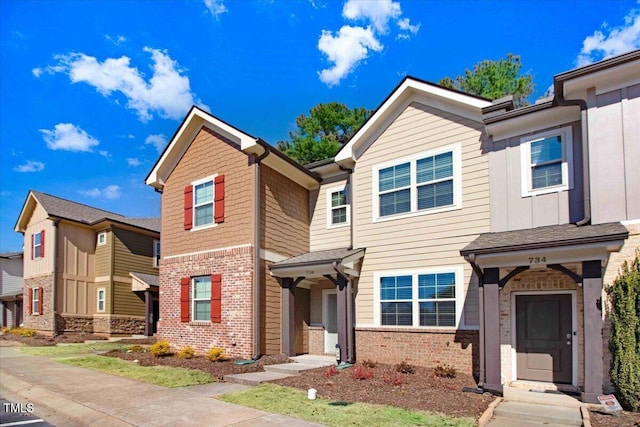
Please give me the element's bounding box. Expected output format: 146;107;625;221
486;106;580;141
563;60;640;98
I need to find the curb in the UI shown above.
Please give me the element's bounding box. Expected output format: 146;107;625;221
478;397;502;427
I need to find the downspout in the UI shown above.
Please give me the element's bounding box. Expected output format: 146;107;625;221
554;79;591;226
338;165;354;249
52;219;60;337
253;145;271;360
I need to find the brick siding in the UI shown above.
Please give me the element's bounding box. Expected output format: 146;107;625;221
23;274;54;334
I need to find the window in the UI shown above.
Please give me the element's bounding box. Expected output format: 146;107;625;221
194;181;214;227
97;232;107;246
153;239;161;268
521;126;573;196
192;276;211;321
97;288;106;312
31;287;40;315
374;145;461;221
375;267;463;328
184;175;225;230
32;230;45;259
180;275;222;323
326;185;350;227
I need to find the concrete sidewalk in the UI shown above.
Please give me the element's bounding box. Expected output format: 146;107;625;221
0;347;324;427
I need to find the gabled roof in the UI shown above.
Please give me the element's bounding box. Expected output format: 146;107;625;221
145;106;320;191
14;191;161;234
335;76;492;167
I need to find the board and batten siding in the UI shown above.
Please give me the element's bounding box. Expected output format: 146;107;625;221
489;121;584;232
352;102;488;328
58;222;96;315
309;178;351;251
23;203;55;278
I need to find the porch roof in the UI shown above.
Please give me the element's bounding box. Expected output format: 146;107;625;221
460;222;629;256
130;272;159;292
269;248;365;278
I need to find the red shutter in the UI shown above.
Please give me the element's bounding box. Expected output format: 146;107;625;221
40;230;45;258
31;234;34;260
214;175;224;224
38;287;43;314
180;277;190;322
28;288;33;314
184;186;193;230
211;274;222;323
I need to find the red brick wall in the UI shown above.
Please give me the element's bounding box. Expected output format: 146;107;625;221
355;328;479;376
158;245;254;357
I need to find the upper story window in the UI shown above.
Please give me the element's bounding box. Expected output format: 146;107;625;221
326;185;350;228
373;145;461;221
153;239;161;268
31;230;45;259
97;231;107;246
184;175;225;231
521;126;573;197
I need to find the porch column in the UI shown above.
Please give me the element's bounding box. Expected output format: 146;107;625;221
336;275;348;363
144;290;152;337
281;277;296;357
346;277;354;363
482;268;502;393
582;260;603;403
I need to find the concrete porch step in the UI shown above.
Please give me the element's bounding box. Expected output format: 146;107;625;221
493;401;582;426
264;363;326;375
487;415;574;427
224;371;292;386
503;386;583;408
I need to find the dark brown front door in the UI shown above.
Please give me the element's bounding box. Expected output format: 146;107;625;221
516;294;572;384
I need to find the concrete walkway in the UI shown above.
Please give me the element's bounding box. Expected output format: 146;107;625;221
224;354;336;385
0;347;325;427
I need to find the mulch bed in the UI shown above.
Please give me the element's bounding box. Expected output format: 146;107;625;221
0;332;108;346
589;408;640;427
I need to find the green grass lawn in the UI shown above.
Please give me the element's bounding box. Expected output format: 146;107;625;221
218;383;474;427
56;355;213;388
19;342;131;356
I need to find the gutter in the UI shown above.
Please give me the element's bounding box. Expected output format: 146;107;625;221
252;144;271;360
553;77;591;226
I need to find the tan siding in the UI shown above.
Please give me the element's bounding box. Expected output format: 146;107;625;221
262;261;281;354
162;127;255;257
352;101;489;327
58;223;96;315
23;203;55;278
113;227;158;277
309;179;351;251
261;165;309;257
112;281;145;316
95;230;112;277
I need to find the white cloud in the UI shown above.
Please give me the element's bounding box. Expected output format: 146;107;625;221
145;134;167;152
127;157;142;167
204;0;227;18
32;67;43;78
577;8;640;66
105;34;126;45
318;26;383;87
79;185;121;200
14;160;45;173
99;150;111;159
342;0;401;34
47;47;206;122
40;123;99;152
397;17;420;35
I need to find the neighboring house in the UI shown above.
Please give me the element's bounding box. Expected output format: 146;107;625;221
0;252;24;328
146;49;639;404
14;191;161;336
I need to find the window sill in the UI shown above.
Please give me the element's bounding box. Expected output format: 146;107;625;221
326;223;350;230
189;321;212;326
356;325;459;333
190;223;218;232
522;184;571;198
373;204;461;223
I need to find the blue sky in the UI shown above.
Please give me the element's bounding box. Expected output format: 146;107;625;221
1;0;639;252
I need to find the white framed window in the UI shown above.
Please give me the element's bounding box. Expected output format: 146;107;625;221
31;287;40;314
326;185;350;228
97;231;107;246
192;276;211;321
193;176;215;229
97;288;106;312
153;239;161;268
520;126;573;197
373;266;465;329
373;144;462;222
33;231;43;258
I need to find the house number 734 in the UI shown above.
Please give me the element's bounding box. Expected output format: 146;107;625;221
529;257;546;264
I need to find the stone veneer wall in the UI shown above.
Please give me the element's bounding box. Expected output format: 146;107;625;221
355;328;479;376
93;315;145;335
499;269;584;387
158;245;254;357
23;274;55;334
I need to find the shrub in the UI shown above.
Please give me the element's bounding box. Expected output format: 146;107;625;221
6;327;37;337
1;327;10;334
149;340;171;357
129;345;144;353
434;364;457;379
361;359;377;368
383;370;406;386
207;347;228;362
395;360;415;374
324;365;339;377
350;366;374;380
607;250;640;412
177;345;196;359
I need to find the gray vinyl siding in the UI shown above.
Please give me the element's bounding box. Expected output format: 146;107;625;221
352;101;488;328
488;121;584;232
0;257;23;296
588;84;640;224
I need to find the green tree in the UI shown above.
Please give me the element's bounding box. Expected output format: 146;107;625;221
607;250;640;411
277;102;371;165
438;53;534;107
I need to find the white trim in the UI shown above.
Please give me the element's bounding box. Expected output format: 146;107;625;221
97;287;106;313
322;289;338;353
621;218;640;226
510;290;578;387
191;174;219;231
191;275;212;323
520;126;574;197
372;144;462;223
260;249;288;263
326;184;350;229
163;244;252;260
97;231;107;246
373;265;465;329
